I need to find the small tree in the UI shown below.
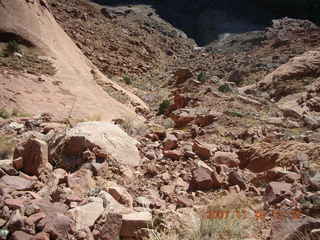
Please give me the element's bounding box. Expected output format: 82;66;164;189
158;99;171;115
218;84;232;93
123;75;132;85
197;72;207;83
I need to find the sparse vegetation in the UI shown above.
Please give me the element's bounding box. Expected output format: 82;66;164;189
218;84;232;93
0;52;56;76
158;99;171;115
197;71;207;83
0;108;30;119
123;75;132;85
0;108;10;119
225;110;244;118
192;216;245;240
4;40;21;56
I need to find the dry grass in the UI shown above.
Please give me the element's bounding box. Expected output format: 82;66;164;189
190;193;260;240
145;193;261;240
0;136;14;159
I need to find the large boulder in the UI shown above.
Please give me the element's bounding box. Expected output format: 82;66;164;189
257;47;320;100
237;141;319;173
15;138;50;176
53;122;142;170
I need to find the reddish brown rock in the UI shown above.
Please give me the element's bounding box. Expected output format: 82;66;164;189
190;167;221;191
12;157;23;171
195;112;220;127
193;141;216;160
120;212;152;238
174;68;193;85
170;111;195;128
106;182;133;208
163;150;182;160
168;94;190;112
237;144;280;172
19;138;50;176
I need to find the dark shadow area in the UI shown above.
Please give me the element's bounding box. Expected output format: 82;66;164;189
0;32;34;47
90;0;319;46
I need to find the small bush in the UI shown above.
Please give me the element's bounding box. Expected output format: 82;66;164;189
158;99;171;115
0;108;10;119
123;75;132;85
5;40;21;56
197;72;207;83
218;84;232;93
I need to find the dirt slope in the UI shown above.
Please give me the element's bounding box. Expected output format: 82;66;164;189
0;0;147;121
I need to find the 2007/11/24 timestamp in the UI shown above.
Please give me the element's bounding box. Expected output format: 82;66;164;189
202;209;302;220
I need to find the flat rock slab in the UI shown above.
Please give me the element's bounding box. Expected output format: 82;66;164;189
120;212;152;237
0;175;33;191
67;198;104;230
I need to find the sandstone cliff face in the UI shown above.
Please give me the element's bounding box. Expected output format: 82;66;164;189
0;0;147;121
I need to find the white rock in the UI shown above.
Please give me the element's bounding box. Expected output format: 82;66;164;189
66;197;104;230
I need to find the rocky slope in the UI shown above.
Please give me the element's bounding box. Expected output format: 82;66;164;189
1;1;320;240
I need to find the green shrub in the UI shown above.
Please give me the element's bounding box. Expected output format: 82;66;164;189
158;99;171;115
0;108;10;119
123;75;132;85
225;110;244;118
218;84;232;93
5;40;21;56
197;72;207;83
